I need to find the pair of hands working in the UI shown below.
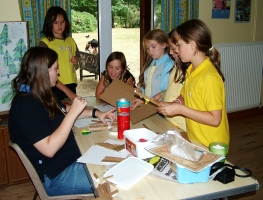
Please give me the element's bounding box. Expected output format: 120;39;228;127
35;97;116;158
131;88;184;117
66;96;116;126
131;90;222;128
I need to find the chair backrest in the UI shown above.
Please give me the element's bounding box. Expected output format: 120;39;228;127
9;140;94;200
79;51;99;74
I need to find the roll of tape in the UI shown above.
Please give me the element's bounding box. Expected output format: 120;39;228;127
109;127;118;135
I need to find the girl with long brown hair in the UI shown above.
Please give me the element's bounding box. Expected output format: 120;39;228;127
9;47;115;196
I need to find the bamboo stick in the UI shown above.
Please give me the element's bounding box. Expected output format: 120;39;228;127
134;90;160;106
88;126;110;131
89;122;117;127
102;156;125;162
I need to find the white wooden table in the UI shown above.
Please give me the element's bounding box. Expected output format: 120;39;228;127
74;97;259;200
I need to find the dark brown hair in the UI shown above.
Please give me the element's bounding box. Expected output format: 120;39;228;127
104;51;134;87
11;47;60;118
169;28;190;83
138;29;169;88
41;6;71;41
176;19;224;81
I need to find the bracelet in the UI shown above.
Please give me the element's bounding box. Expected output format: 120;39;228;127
173;98;182;104
92;108;99;118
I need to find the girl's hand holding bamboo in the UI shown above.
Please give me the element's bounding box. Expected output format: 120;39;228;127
134;90;160;106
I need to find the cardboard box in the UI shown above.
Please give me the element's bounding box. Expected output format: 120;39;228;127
124;128;158;159
171;162;211;184
100;79;158;124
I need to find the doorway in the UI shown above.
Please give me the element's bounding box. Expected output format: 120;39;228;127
71;0;141;96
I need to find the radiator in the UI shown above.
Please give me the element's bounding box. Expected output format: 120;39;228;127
214;42;263;113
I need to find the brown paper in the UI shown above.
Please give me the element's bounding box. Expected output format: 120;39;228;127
100;79;158;124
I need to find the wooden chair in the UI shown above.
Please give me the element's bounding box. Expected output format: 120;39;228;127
9;140;95;200
79;51;100;80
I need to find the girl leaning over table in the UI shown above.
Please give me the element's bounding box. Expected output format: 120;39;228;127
8;47;116;196
157;19;230;148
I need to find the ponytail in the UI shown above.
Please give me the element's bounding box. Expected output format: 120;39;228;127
208;47;225;82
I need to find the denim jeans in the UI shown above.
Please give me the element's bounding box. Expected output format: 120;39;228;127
43;161;94;196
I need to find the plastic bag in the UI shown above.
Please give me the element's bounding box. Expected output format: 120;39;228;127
153;130;200;162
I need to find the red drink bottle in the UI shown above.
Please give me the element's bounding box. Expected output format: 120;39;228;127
117;98;130;140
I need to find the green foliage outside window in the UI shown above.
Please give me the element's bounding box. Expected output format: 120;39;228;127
154;0;162;29
71;10;97;33
70;0;140;32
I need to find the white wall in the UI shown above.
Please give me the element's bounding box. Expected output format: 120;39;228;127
0;0;21;21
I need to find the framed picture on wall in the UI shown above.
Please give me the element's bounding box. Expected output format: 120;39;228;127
212;0;231;19
235;0;251;22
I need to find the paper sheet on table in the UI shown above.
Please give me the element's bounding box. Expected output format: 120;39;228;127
77;139;130;165
74;118;93;128
93;104;115;112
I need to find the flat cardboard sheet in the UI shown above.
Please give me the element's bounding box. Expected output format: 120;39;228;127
100;79;158;124
145;144;223;172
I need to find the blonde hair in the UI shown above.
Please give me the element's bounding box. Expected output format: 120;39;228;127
138;29;169;88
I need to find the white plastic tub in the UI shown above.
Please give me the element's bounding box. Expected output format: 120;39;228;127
124;128;158;159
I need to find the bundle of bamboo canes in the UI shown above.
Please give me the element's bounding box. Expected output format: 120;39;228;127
95;181;118;200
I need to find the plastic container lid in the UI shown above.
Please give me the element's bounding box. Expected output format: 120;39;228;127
103;157;153;189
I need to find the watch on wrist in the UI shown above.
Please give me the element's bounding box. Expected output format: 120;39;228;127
92;108;98;118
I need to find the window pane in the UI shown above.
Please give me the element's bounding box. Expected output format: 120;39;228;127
112;0;140;83
154;0;162;29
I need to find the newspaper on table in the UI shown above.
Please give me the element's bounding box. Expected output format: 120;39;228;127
144;156;177;182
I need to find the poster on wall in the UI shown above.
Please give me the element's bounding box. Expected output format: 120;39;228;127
212;0;231;18
0;22;28;113
235;0;251;22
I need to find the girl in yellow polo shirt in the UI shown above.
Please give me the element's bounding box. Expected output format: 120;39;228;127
39;6;79;101
157;19;230;148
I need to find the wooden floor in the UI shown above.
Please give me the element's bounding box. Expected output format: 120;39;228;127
0;108;262;200
227;108;263;200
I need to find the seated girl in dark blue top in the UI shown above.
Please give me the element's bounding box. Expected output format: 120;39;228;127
8;47;115;196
